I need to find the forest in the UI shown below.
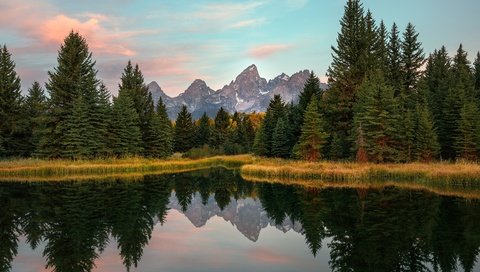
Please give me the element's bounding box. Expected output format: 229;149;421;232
0;0;479;163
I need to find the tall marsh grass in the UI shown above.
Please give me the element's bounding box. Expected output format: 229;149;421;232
0;155;253;182
240;159;480;199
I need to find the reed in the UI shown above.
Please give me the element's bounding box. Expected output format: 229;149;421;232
0;155;253;182
240;158;480;198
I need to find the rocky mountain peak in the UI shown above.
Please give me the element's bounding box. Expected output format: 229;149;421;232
236;64;261;81
183;79;213;97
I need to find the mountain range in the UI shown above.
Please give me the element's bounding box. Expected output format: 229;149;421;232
147;64;328;119
167;192;303;242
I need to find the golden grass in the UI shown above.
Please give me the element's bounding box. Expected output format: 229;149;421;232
2;155;480;199
240;158;480;199
0;155;253;182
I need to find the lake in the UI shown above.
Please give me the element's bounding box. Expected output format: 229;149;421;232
1;168;479;272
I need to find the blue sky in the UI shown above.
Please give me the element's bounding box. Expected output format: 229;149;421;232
1;0;479;96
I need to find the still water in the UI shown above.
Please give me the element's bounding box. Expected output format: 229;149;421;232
1;168;480;272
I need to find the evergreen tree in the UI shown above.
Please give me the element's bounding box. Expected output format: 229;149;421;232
0;45;23;157
255;95;286;157
211;107;230;148
362;10;380;72
24;82;48;156
110;94;143;156
422;47;451;159
253;123;268;156
387;23;403;96
118;61;154;154
195;112;211;147
455;101;480;161
293;95;328;161
474;52;480;102
62;95;95;159
323;0;367;159
414;105;440;162
353;71;399;163
155;97;174;158
91;83;112;156
376;20;389;72
400;23;425;96
443;45;475;160
272;118;291;158
174;105;195;152
298;72;322;115
40;32;102;158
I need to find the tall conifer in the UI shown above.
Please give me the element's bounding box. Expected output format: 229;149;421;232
0;45;23;156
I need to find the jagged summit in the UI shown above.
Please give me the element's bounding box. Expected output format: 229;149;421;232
148;65;327;119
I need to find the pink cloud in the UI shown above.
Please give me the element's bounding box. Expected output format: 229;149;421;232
248;247;297;264
0;1;140;57
248;44;292;59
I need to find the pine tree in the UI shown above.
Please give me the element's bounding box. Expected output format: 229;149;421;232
24;82;48;156
174;105;195;153
272;118;291;158
118;61;154;154
422;47;451;159
293;95;328;161
387;23;403;96
455;101;480;161
260;95;286;157
353;71;399;163
376;20;389;72
110;94;143;156
298;72;322;115
401;23;425;96
414;105;440;162
473;52;480;105
443;45;475;160
91;83;112;156
62;95;94;159
211;107;230;148
323;0;367;159
253;123;268;156
40;32;102;158
0;45;23;157
195;113;211;148
362;10;380;72
155;97;174;158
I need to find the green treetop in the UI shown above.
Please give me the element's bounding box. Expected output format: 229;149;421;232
293;94;328;161
174;105;195;152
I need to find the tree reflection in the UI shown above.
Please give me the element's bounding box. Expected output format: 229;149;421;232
0;169;480;272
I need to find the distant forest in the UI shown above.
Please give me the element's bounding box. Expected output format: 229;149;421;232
0;0;479;162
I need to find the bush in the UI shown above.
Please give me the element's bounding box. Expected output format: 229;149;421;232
182;145;224;159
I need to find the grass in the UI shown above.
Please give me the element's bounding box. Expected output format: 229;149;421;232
2;155;480;199
0;155;253;182
240;158;480;199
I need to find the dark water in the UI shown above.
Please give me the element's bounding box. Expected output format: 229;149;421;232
1;168;480;272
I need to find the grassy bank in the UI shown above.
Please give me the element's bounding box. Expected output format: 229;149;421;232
240;159;480;198
2;155;480;199
0;155;253;182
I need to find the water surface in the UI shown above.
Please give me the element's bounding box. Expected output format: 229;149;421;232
1;168;479;272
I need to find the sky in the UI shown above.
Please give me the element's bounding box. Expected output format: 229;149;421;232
1;0;479;97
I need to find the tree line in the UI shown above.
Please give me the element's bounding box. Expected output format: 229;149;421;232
0;32;258;159
253;0;480;162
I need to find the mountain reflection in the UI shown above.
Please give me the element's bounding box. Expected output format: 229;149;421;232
0;168;479;272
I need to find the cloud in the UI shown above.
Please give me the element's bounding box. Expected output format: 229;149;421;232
0;1;144;57
248;44;292;59
230;18;266;29
248;247;297;264
194;1;266;21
